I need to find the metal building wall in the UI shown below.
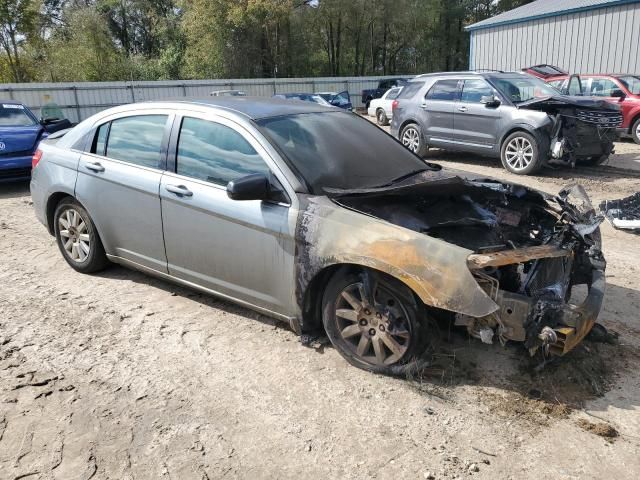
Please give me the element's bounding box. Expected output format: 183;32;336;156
470;2;640;74
0;75;408;123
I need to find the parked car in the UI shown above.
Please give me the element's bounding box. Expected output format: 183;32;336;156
367;86;403;125
0;100;71;182
361;78;408;109
31;98;605;373
391;72;622;174
524;66;640;144
316;91;353;111
273;93;332;106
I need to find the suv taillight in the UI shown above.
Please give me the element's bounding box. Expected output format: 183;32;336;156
32;149;43;170
392;100;399;111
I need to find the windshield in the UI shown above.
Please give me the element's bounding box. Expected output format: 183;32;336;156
0;104;36;127
491;76;560;104
617;76;640;95
257;112;430;194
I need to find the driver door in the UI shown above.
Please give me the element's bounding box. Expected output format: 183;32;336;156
160;113;298;315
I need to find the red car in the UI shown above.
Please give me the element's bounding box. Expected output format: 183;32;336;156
524;65;640;144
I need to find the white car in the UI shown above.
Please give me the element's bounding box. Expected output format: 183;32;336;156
367;87;403;126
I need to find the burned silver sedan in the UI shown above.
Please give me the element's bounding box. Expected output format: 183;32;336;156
31;98;605;374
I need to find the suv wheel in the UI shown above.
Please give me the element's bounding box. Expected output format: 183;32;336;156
376;108;389;126
400;123;428;157
500;131;542;175
54;198;109;273
632;117;640;145
322;270;424;374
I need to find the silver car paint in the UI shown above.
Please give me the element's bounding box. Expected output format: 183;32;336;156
391;74;551;156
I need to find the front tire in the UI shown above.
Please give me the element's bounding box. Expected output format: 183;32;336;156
54;198;109;273
500;131;542;175
632;117;640;145
376;108;389;126
322;269;424;374
400;123;428;157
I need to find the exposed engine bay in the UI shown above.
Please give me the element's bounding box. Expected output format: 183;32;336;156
519;96;623;166
327;171;605;356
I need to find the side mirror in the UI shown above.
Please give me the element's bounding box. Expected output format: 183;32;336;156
611;90;626;101
227;173;270;201
481;95;501;108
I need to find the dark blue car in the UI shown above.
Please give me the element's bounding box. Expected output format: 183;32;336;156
0;101;70;182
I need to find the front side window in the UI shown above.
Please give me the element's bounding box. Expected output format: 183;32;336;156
176;117;271;186
0;104;36;127
104;115;168;168
588;78;620;97
460;79;494;103
617;76;640;95
425;80;460;101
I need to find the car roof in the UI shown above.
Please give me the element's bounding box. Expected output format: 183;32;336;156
0;100;25;105
156;97;336;120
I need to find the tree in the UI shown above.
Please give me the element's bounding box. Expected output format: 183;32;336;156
0;0;37;82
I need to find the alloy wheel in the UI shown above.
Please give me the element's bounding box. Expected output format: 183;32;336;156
504;136;534;171
401;126;420;153
58;208;91;263
334;281;412;366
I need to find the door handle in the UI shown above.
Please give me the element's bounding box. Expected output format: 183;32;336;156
165;184;193;197
420;103;428;110
85;161;105;172
457;106;468;112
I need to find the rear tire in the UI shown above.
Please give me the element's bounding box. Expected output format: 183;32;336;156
500;131;542;175
400;123;428;157
322;269;425;374
376;108;389;126
54;198;109;274
632;117;640;145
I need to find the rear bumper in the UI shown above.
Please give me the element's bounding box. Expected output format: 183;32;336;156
0;155;32;182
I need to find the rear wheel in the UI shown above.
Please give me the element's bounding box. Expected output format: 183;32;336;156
376;108;389;126
500;131;542;175
632;118;640;144
400;123;428;157
322;270;424;374
54;198;109;273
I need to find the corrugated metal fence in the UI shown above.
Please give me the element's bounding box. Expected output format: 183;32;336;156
0;75;410;123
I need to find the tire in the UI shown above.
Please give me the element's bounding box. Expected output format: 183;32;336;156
54;198;109;273
500;131;542;175
632;117;640;145
400;123;428;157
376;108;389;126
322;269;425;374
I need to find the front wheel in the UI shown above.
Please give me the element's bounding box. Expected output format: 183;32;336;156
500;131;542;175
54;198;109;273
400;123;428;157
322;270;424;374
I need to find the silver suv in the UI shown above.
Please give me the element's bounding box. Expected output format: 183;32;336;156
390;72;622;175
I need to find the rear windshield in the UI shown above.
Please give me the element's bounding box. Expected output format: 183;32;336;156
617;76;640;95
0;104;36;127
398;81;425;99
256;112;430;194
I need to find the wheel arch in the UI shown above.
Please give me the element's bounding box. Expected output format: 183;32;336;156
628;111;640;134
398;118;422;137
46;192;74;235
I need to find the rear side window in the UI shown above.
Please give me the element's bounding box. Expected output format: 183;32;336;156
398;82;425;99
104;115;168;168
426;80;460;101
176;117;271;186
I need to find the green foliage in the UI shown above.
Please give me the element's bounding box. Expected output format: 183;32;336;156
0;0;534;82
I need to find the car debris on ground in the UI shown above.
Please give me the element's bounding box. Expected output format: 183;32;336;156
599;192;640;230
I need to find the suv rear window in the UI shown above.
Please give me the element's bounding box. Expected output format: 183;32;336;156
397;82;424;99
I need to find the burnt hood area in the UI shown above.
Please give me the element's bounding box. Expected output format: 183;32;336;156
328;171;559;252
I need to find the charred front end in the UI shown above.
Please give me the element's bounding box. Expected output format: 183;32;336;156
332;174;605;356
520;96;622;166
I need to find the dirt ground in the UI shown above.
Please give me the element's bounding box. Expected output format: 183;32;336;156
1;136;640;479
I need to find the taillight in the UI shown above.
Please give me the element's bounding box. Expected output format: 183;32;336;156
32;149;43;170
392;100;399;110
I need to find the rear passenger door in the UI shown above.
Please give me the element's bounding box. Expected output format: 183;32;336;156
160;113;297;315
419;79;460;145
75;112;173;272
454;78;503;149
